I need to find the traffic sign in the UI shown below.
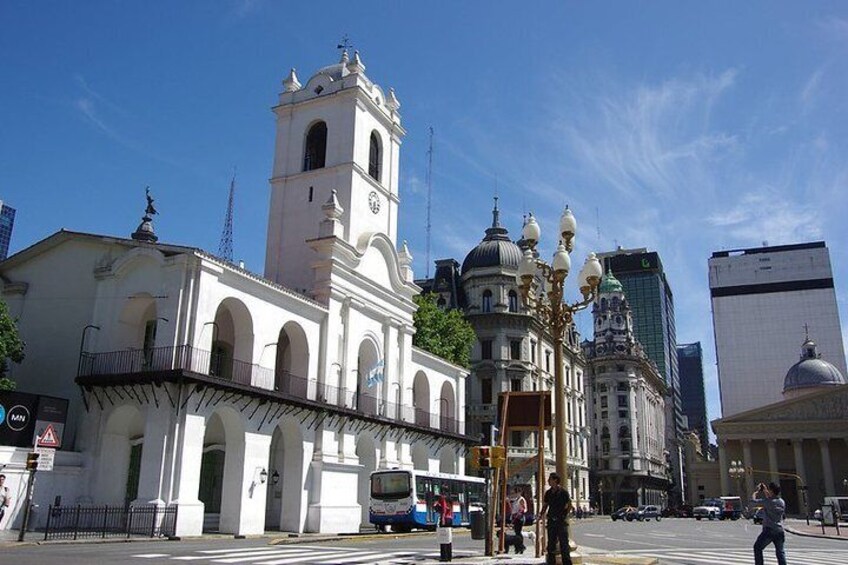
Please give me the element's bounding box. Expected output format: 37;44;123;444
35;447;55;471
37;423;60;447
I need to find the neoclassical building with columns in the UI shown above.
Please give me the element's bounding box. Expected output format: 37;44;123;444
0;51;470;536
711;338;848;514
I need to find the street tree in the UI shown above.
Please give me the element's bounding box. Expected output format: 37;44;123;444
412;293;476;368
0;299;25;390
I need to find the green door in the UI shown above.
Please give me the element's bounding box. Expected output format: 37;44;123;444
199;450;225;513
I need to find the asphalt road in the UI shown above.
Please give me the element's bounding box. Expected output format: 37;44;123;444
2;519;847;565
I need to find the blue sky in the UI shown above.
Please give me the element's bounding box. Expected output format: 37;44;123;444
2;1;847;427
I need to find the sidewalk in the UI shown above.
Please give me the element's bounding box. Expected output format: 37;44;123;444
785;518;848;541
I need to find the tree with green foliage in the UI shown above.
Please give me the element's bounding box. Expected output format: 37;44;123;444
412;293;476;368
0;299;25;391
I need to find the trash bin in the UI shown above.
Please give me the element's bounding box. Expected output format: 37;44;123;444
470;510;486;540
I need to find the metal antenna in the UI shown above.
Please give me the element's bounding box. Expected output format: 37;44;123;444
218;168;236;263
425;126;434;278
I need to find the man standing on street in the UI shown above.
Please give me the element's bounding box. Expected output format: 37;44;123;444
539;472;573;565
752;482;787;565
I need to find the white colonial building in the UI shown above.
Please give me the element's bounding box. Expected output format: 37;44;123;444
0;51;469;536
584;272;670;511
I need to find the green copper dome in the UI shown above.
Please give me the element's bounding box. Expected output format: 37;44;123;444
599;271;624;294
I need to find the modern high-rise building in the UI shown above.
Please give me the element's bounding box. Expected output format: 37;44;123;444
709;241;847;417
677;342;708;456
597;247;685;504
0;200;16;260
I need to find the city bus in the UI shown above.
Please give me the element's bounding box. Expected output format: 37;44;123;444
369;469;486;532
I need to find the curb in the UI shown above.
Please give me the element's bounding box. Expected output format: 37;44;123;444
785;525;848;541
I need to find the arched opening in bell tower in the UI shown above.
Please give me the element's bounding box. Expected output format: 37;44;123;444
303;121;327;171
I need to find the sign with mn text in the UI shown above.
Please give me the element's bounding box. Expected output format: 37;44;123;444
0;391;68;449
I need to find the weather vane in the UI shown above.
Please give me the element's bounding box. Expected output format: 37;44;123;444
337;34;353;53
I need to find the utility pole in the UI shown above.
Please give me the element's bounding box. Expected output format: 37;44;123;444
425;127;434;278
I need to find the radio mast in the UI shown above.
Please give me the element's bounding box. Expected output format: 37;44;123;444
218;170;236;263
425;127;434;278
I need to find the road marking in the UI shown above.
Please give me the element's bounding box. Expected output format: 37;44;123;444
254;549;371;564
133;555;172;559
211;549;318;563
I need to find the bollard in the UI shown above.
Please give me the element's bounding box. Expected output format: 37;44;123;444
437;524;453;562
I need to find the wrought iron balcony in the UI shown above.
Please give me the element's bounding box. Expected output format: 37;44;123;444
77;344;459;433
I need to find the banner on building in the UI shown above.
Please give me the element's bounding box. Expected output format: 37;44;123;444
0;391;69;449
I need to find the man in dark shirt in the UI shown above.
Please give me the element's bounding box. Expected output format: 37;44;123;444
540;472;573;565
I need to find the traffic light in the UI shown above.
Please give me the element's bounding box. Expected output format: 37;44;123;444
478;446;491;468
26;452;40;471
491;446;506;468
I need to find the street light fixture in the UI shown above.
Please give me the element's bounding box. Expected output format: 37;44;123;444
729;460;746;497
516;209;603;483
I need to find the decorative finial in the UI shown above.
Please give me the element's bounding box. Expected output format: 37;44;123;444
347;50;365;74
337;34;353;53
491;196;500;228
283;68;301;92
339;50;350;65
322;188;344;220
803;323;810;342
386;87;400;111
132;186;158;243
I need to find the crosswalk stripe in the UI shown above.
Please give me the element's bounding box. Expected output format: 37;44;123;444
200;547;289;554
306;551;409;564
132;555;171;559
254;549;368;565
630;549;848;565
211;549;319;563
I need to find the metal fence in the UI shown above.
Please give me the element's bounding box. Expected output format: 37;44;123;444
43;504;177;541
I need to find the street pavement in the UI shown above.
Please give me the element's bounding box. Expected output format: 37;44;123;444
571;517;848;564
1;518;847;564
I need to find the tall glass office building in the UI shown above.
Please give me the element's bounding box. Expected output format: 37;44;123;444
677;342;708;455
0;201;16;260
597;247;686;503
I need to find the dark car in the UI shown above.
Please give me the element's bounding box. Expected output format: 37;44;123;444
636;505;662;522
611;506;637;521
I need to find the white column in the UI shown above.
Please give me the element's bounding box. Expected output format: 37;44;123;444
742;440;754;494
766;440;779;485
172;412;206;537
718;440;730;496
792;439;808;514
227;431;272;536
134;405;172;505
818;439;836;496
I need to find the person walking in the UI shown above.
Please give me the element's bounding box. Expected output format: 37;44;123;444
539;472;573;565
752;482;787;565
509;486;527;554
0;474;11;527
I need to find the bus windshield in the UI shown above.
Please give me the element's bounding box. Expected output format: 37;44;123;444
371;472;411;499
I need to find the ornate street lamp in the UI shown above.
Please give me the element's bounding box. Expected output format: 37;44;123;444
516;208;603;483
729;460;746;497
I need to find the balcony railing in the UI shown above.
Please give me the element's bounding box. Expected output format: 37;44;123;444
78;344;460;433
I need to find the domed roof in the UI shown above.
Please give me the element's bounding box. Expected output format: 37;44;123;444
314;62;347;81
461;199;523;275
599;271;624;294
783;339;846;393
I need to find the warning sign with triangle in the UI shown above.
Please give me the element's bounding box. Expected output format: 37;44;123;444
38;423;60;448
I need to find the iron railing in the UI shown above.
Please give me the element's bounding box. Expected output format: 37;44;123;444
43;504;177;541
79;344;460;432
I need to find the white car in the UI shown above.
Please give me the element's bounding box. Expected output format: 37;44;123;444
693;498;722;521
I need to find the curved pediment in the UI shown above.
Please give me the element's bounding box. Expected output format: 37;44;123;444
351;232;416;295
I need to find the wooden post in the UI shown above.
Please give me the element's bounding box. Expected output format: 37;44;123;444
537;390;545;558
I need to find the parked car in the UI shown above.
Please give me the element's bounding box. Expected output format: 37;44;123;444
611;506;637;521
636;505;662;522
663;504;693;518
693;498;722;521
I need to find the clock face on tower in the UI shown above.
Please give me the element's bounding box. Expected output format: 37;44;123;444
368;191;381;214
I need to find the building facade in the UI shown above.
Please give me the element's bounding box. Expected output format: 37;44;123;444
0;52;470;536
713;338;848;514
709;241;847;417
584;272;669;511
678;342;709;456
418;202;591;508
0;200;16;260
596;247;684;504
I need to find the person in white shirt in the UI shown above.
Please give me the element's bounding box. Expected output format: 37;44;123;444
0;474;11;526
509;486;528;553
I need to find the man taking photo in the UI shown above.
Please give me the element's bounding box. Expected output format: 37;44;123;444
752;481;787;565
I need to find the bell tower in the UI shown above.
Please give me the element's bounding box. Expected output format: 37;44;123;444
593;271;636;357
264;50;405;293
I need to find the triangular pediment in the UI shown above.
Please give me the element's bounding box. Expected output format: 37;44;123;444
715;384;848;425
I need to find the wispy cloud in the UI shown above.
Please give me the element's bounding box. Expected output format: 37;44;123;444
706;188;823;244
817;16;848;41
800;67;825;113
